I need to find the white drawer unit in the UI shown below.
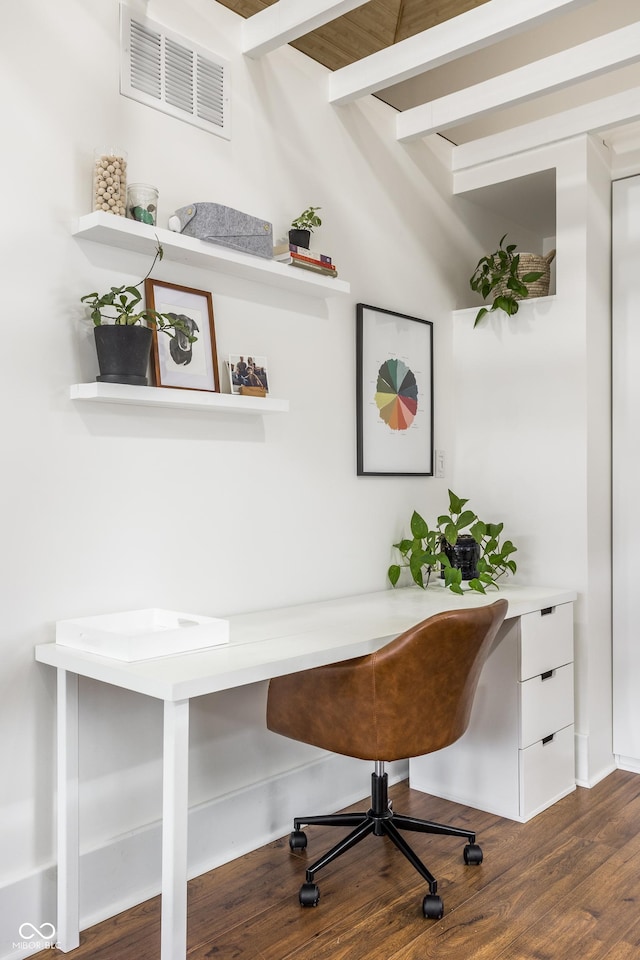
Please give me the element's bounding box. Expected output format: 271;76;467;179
519;600;573;680
409;601;575;822
519;723;575;821
520;662;573;748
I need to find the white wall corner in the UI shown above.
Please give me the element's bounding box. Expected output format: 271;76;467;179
575;732;616;788
450;132;615;796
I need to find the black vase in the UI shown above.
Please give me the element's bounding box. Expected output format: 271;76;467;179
441;535;481;581
289;228;311;249
94;325;153;386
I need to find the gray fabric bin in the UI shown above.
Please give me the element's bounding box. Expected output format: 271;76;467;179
169;203;273;258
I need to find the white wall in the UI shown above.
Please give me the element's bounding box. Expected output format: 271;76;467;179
451;135;614;790
0;1;540;953
612;174;640;773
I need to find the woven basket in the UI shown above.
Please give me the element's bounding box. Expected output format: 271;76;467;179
495;248;555;300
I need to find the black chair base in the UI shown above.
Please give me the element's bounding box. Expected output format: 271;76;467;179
288;768;482;918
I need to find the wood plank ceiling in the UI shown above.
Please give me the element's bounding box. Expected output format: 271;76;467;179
214;0;489;72
213;0;640;154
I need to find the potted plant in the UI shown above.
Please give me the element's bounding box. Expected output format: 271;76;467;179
80;242;196;385
289;206;322;249
387;490;517;595
469;234;554;328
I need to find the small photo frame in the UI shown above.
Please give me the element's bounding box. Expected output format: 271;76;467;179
144;279;220;392
227;354;269;395
356;303;433;476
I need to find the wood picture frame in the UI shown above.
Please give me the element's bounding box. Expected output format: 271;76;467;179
356;303;433;476
144;279;220;392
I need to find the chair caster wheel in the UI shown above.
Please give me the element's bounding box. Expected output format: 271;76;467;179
299;882;320;907
463;843;483;865
422;894;444;919
289;830;307;851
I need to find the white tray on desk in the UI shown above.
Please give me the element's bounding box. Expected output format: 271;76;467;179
55;608;229;661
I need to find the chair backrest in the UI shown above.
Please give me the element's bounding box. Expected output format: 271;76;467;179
267;599;508;762
370;599;508;760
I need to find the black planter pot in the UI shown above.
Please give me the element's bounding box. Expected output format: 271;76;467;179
94;325;153;386
441;535;481;581
289;228;311;249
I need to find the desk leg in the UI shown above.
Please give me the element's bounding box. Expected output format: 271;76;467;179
57;669;80;952
161;699;189;960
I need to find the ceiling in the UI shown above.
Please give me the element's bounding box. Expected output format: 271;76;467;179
213;0;640;152
214;0;489;74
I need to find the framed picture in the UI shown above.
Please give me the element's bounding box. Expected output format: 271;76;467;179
356;303;433;476
226;354;269;395
144;279;220;392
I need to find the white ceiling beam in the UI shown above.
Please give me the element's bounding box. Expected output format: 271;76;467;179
451;86;640;173
328;0;594;106
396;22;640;143
242;0;368;59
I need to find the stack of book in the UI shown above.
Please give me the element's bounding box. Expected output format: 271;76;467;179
273;241;338;278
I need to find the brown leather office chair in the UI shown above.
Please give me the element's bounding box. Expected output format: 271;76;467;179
267;599;508;919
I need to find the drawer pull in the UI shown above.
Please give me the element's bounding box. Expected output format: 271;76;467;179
540;607;554;616
541;670;554;681
542;734;555;745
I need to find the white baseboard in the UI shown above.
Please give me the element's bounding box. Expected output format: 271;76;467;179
615;754;640;775
0;755;407;960
574;732;617;788
575;763;617;789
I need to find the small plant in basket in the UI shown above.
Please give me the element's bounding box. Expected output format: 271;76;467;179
469;234;546;328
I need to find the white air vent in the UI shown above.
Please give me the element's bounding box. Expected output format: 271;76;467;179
120;5;230;139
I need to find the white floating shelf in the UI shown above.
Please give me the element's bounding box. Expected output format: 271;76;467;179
73;212;350;299
453;296;556;321
70;382;289;414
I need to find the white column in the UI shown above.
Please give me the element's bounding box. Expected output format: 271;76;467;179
56;669;80;951
161;698;190;960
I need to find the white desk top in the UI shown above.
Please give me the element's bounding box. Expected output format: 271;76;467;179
35;584;576;702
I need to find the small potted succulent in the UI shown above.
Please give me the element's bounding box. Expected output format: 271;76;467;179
289;206;322;249
469;234;554;328
80;242;196;385
388;490;517;595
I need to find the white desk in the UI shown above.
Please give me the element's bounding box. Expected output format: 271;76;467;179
35;583;575;960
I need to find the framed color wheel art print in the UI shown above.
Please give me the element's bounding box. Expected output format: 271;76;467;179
356;303;433;476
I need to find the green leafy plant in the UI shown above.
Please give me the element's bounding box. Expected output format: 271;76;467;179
469;234;543;328
290;206;322;232
388;490;517;595
80;242;197;342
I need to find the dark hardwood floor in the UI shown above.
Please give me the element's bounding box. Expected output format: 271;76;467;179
47;769;640;959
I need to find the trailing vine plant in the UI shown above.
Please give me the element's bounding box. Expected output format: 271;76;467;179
388;490;517;595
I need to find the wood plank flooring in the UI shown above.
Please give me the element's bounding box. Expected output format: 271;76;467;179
46;769;640;960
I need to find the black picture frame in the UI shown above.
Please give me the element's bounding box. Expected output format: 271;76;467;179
356;303;434;476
